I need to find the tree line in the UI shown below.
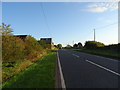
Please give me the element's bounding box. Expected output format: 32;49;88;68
64;41;119;51
1;23;51;62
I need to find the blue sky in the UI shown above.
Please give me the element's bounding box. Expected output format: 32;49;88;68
3;2;118;46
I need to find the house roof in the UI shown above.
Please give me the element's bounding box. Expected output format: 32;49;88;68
41;38;52;39
14;35;29;39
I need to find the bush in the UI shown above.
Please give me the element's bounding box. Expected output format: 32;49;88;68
38;40;47;49
2;35;45;62
24;36;44;60
2;35;25;62
84;41;105;49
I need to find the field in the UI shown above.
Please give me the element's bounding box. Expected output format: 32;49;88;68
2;52;57;88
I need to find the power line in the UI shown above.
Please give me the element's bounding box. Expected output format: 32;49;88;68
95;22;117;30
40;3;52;38
92;22;117;41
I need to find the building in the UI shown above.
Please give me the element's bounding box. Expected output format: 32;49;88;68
40;38;52;44
40;38;55;49
14;35;29;39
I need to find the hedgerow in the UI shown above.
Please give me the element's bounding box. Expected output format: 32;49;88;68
1;23;46;62
2;35;25;62
2;35;45;62
24;36;44;61
84;41;105;49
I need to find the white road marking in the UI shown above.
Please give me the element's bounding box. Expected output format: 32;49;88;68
57;52;66;89
86;60;120;76
72;54;79;58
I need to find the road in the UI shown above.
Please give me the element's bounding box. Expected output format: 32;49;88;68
58;49;120;88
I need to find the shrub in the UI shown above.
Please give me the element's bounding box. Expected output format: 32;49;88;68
38;40;47;49
24;36;44;60
84;41;105;49
2;35;45;62
2;35;25;62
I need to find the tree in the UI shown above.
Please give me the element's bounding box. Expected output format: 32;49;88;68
78;42;83;49
54;45;57;48
84;41;104;49
73;43;78;48
0;23;13;35
57;44;62;49
65;44;72;49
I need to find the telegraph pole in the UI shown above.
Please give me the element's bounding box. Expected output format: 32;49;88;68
94;29;95;41
73;40;74;46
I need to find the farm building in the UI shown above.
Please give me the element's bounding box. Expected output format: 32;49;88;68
40;38;55;49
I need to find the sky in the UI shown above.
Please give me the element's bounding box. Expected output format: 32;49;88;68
2;2;118;46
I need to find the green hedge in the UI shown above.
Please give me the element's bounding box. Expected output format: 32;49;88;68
84;41;105;49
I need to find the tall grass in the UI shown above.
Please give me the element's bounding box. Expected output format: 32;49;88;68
3;52;57;88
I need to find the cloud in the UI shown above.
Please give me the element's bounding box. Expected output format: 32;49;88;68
86;7;108;13
83;2;118;13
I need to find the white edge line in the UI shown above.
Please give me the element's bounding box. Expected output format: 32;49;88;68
57;51;66;89
86;60;120;77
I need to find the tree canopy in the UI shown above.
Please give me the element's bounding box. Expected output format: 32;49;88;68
0;23;13;35
57;44;62;49
84;41;105;49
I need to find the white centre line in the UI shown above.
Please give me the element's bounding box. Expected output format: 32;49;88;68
72;54;79;58
86;60;120;76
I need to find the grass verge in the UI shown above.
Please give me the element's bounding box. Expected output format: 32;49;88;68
2;60;33;82
67;49;120;60
2;50;48;82
2;52;57;88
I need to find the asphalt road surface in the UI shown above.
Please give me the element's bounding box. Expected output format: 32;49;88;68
58;49;120;88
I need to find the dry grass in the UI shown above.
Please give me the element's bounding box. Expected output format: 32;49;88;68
3;52;57;88
2;50;48;82
2;60;33;82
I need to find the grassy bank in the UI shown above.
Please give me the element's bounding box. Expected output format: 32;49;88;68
67;49;120;60
2;60;33;82
2;52;57;88
2;50;48;82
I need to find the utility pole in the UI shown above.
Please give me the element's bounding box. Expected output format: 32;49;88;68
73;40;74;46
94;29;95;41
